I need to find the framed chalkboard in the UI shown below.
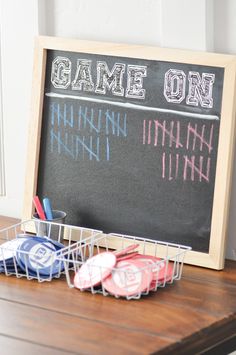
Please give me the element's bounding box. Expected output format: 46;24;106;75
23;36;236;269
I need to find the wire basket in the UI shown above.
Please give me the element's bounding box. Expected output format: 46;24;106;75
0;219;102;282
59;232;192;300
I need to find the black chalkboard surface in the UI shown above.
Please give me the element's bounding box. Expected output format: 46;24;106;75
23;37;236;269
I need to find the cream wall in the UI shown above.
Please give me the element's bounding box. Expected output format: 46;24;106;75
39;0;162;46
0;0;38;216
1;0;236;259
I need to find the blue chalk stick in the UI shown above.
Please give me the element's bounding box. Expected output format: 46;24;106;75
43;198;53;220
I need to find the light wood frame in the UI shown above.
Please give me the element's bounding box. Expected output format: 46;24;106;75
23;36;236;269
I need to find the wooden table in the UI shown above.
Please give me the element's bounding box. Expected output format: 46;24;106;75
0;216;235;354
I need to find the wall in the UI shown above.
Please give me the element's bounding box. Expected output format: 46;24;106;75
214;0;236;54
0;0;38;217
1;0;236;259
214;0;236;259
39;0;162;46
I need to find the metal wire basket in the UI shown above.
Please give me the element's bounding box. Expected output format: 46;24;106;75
0;219;102;282
59;232;192;300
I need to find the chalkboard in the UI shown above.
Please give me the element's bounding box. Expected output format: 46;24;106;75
23;37;236;269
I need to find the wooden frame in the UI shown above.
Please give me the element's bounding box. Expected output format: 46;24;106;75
23;36;236;269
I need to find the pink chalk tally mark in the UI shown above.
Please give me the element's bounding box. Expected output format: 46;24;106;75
154;120;183;148
168;153;173;180
191;156;195;181
206;157;211;181
162;153;179;181
187;123;214;153
169;121;174;147
186;122;190;150
183;156;187;181
148;120;152;145
162;152;166;179
199;156;203;182
162;120;166;146
209;124;214;153
200;125;205;151
143;119;146;145
192;123;197;151
154;119;158;146
176;121;181;148
175;153;179;179
183;155;211;182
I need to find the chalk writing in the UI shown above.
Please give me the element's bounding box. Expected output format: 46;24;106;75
164;69;186;104
143;119;183;148
72;59;95;92
50;103;127;137
143;119;214;152
51;57;71;89
161;153;211;182
50;130;100;161
186;123;214;153
49;101;127;161
143;118;215;183
162;153;180;181
186;72;215;108
51;57;147;100
163;69;215;108
50;56;217;109
183;155;211;182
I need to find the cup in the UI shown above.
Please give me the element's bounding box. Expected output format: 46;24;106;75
33;210;67;242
